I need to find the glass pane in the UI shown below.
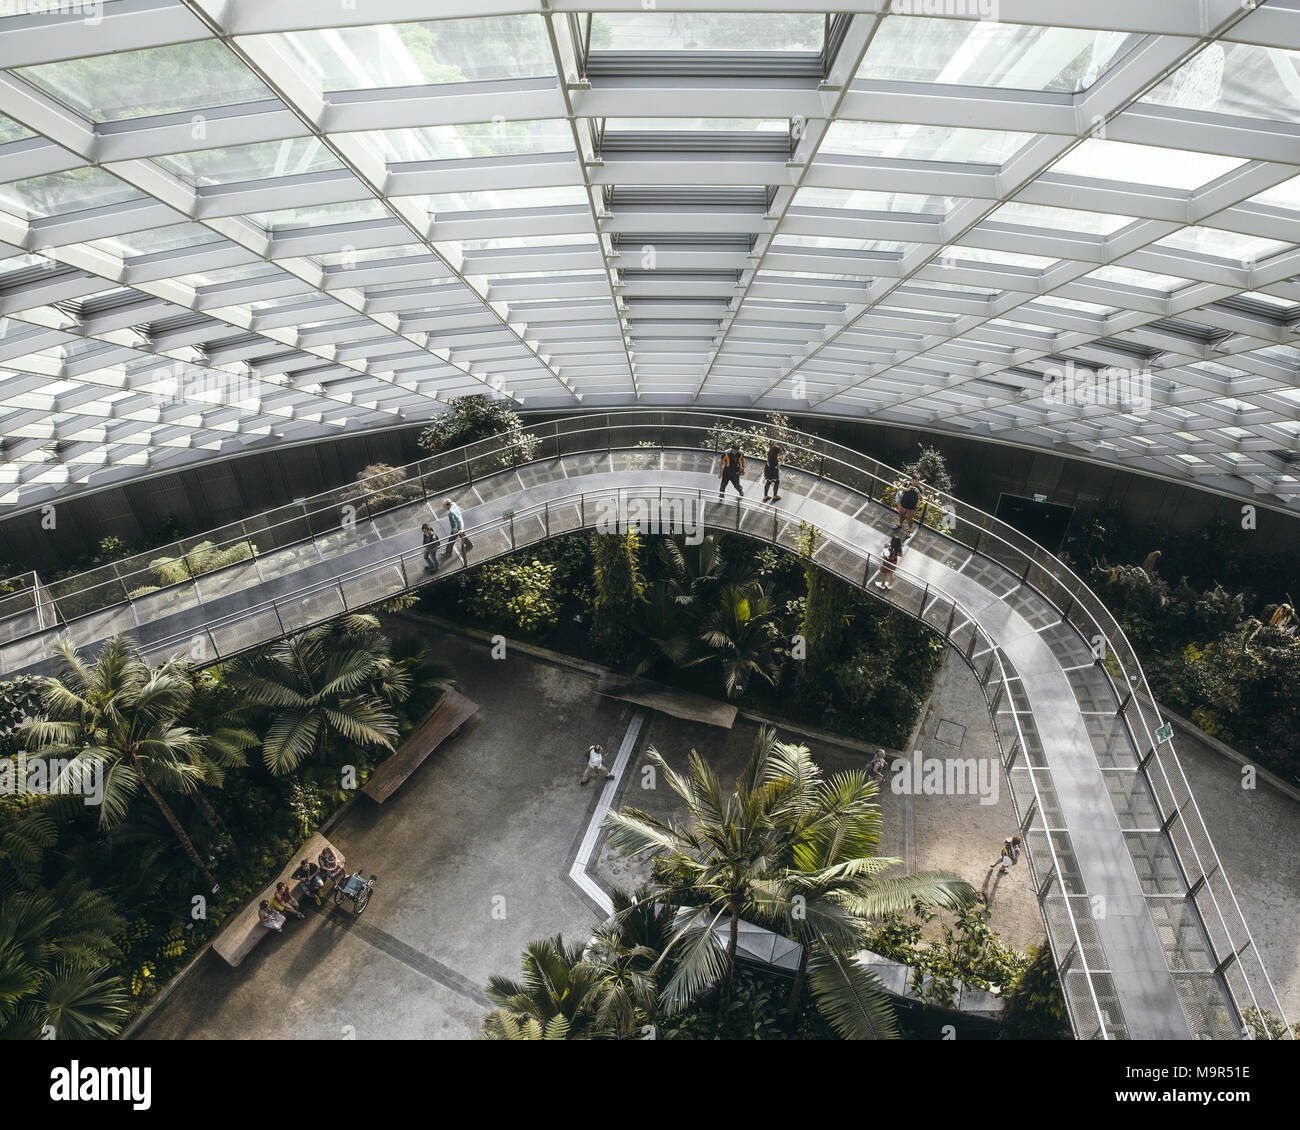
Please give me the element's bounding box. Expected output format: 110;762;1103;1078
272;16;555;91
88;224;223;259
1085;265;1194;294
0;168;140;220
1152;226;1292;263
987;201;1135;235
1250;174;1300;212
16;41;273;122
858;17;1138;93
248;200;392;231
592;13;822;52
345;120;574;164
1143;42;1300;124
1049;140;1246;189
821;121;1032;165
420;186;589;214
0;113;35;145
791;186;952;214
155;138;342;187
603;118;790;132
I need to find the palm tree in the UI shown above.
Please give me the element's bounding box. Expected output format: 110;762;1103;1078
689;581;781;698
0;884;129;1040
743;738;977;1033
629;580;692;678
482;935;604;1040
585;885;676;1038
602;728;978;1039
226;620;398;776
0;798;129;1040
22;636;220;889
601;735;788;1010
659;533;727;608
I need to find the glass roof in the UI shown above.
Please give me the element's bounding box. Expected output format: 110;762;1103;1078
0;1;1297;514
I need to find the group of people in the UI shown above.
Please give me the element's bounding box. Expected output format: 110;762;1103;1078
257;846;347;932
420;497;473;573
716;442;785;502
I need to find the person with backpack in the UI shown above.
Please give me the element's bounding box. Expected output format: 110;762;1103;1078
896;476;923;535
762;442;784;502
717;443;745;499
580;743;615;786
421;522;440;572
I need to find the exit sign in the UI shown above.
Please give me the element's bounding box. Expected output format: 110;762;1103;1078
1033;493;1047;503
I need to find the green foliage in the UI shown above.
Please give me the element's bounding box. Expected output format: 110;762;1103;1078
416;393;539;469
701;412;819;472
797;523;852;683
999;942;1072;1040
138;539;257;590
590;531;646;659
865;904;1030;1004
342;463;422;513
1090;548;1299;783
0;676;44;758
461;557;561;639
226;617;399;776
1242;1006;1299;1041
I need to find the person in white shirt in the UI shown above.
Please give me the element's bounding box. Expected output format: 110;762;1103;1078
580;743;615;786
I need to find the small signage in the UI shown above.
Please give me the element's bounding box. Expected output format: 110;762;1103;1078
1032;493;1047;503
1155;722;1173;744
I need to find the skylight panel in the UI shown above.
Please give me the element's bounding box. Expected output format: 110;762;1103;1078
857;17;1137;93
1050;140;1246;189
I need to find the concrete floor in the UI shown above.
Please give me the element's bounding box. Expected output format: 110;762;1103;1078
132;625;1298;1039
1171;726;1299;1019
134;628;636;1040
595;651;1041;950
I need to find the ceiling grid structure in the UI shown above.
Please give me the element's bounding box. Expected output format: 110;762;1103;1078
0;1;1296;513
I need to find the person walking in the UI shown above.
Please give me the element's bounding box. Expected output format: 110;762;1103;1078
995;834;1022;875
421;522;440;572
762;442;784;502
896;476;924;535
870;749;888;784
441;498;469;562
717;443;745;500
580;743;615;786
875;535;903;591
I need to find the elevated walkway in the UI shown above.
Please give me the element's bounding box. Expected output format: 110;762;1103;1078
0;412;1288;1040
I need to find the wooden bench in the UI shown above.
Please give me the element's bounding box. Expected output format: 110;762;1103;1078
363;689;479;803
211;833;345;968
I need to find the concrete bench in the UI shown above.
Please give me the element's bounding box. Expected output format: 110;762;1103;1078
211;833;345;968
596;673;737;729
363;689;478;803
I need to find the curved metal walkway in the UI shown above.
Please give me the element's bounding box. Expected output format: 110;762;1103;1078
0;413;1288;1041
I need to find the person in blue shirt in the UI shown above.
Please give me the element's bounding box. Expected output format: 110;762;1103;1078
441;498;469;562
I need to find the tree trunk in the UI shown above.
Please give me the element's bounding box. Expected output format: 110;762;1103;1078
194;791;239;858
786;946;809;1027
723;908;740;1001
139;775;219;890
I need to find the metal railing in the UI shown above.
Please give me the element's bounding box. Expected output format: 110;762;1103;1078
0;411;1288;1039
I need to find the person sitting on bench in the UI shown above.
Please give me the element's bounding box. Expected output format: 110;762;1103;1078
292;859;326;904
318;846;345;883
272;882;305;919
258;900;287;932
